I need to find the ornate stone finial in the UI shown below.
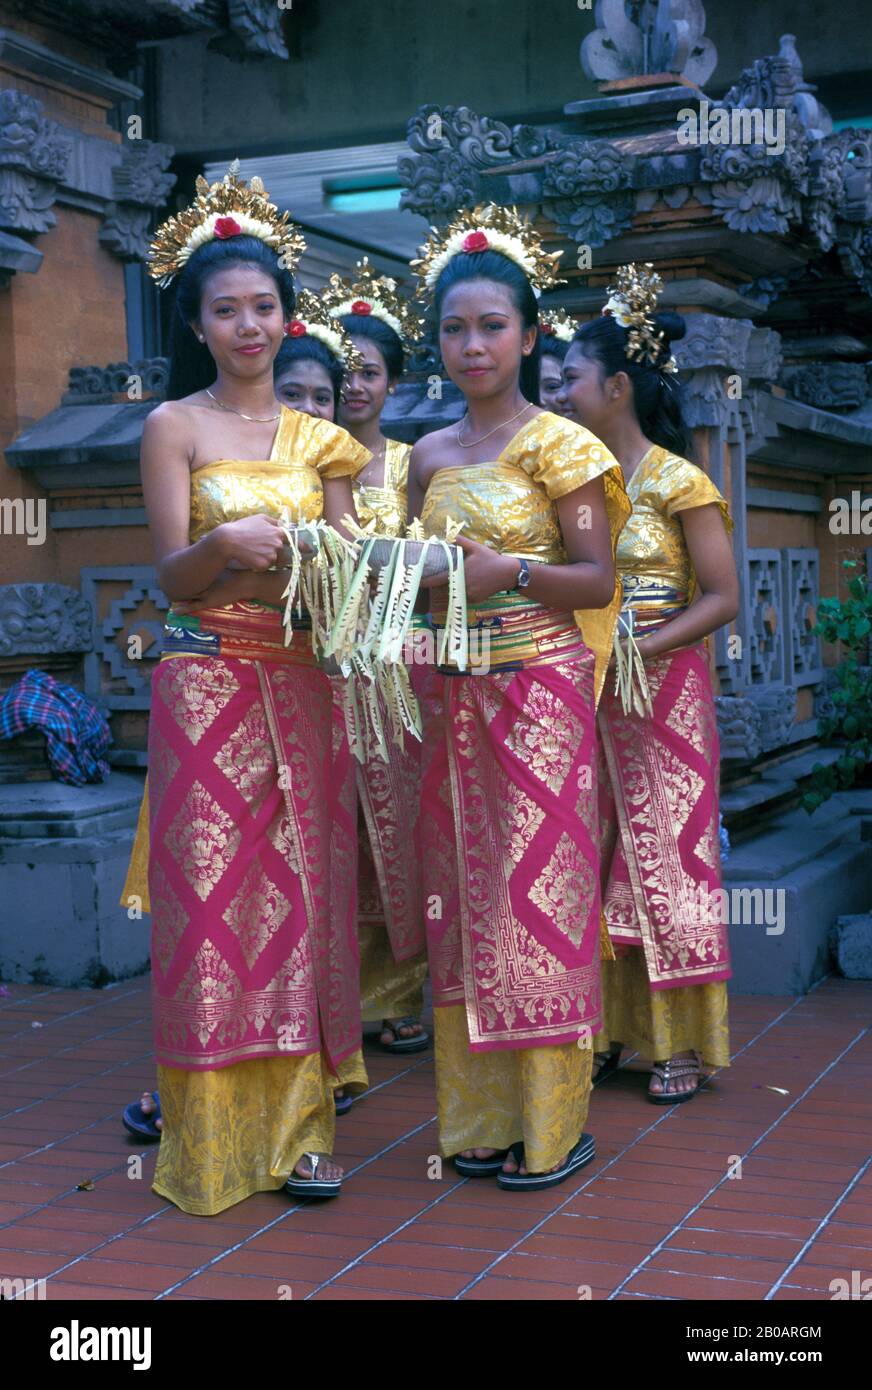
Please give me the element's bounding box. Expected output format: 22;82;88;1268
0;90;71;235
720;33;832;139
581;0;717;87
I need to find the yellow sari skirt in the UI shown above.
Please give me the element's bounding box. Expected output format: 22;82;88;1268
153;1049;368;1217
593;947;730;1068
434;1005;593;1173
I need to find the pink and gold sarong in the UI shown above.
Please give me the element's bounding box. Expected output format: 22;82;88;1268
597;640;731;988
419;595;603;1052
148;603;361;1074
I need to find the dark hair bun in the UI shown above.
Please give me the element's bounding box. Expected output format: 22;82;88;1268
654;311;686;345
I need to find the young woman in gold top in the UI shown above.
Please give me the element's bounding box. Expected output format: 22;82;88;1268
134;170;370;1213
324;263;431;1061
559;267;739;1103
408;209;630;1189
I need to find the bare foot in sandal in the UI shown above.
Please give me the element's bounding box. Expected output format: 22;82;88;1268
501;1148;566;1177
140;1091;163;1133
649;1050;700;1101
380;1017;425;1046
293;1153;343;1182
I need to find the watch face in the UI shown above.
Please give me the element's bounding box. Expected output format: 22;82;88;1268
518;561;531;587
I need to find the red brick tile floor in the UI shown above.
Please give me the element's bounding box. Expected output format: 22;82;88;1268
0;974;870;1301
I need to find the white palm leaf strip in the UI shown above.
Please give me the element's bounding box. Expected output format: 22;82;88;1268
612;610;652;717
376;539;430;663
433;539;468;670
326;536;376;666
361;544;399;664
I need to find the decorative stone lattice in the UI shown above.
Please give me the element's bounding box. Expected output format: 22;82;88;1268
80;568;169;711
782;549;823;687
747;550;785;687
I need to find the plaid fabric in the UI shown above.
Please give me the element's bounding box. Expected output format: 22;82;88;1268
0;670;111;786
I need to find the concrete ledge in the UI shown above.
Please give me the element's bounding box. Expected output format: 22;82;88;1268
727;838;872;994
0;827;148;987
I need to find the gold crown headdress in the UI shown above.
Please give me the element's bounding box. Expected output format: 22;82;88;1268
284;289;365;372
539;307;576;344
320;257;425;347
148;160;307;289
602;262;678;373
410;204;564;301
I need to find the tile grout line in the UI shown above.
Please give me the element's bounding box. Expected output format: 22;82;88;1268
763;1147;872;1300
5;1050;431;1295
450;989;833;1300
156;1105;442;1300
604;1026;869;1301
10;1054;434;1298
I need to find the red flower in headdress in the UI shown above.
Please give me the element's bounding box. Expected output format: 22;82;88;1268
214;216;243;239
463;230;489;253
350;299;372;315
286;320;307;337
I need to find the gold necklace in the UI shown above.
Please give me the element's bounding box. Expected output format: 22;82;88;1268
457;400;534;449
205;387;279;423
360;438;387;484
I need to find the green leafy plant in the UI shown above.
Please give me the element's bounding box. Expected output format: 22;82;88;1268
802;558;872;812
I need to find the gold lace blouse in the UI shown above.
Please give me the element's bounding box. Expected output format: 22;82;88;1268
419;410;630;704
188;406;370;542
620;445;733;619
353;438;411;539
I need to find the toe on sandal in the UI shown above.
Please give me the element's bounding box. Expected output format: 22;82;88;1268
122;1091;162;1141
453;1148;510;1177
285;1153;342;1199
496;1133;596;1192
379;1017;430;1054
333;1090;355;1116
648;1055;701;1105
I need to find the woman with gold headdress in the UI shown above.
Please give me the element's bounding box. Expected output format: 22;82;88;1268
407;205;630;1189
559;264;739;1102
130;167;371;1214
538;308;576;414
317;262;432;1067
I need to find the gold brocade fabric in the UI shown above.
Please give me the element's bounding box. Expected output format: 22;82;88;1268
619;445;733;613
358;915;428;1021
189;405;370;540
434;1005;592;1173
119;408;370;912
353;438;411;537
592;948;730;1069
419;410;629;706
152;1049;366;1216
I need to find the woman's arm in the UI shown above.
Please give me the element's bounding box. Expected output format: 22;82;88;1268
323;475;359;540
636;503;739;659
141;404;286;602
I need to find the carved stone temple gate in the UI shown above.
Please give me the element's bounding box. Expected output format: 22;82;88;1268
391;9;872;992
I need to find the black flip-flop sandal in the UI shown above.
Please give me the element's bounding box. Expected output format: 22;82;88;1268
122;1091;162;1141
334;1090;355;1115
379;1017;430;1054
592;1047;622;1087
453;1148;510;1177
648;1055;701;1105
496;1133;596;1192
285;1152;343;1199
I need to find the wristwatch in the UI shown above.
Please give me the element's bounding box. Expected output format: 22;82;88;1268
513;557;531;590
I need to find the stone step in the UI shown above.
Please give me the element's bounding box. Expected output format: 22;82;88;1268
0;772;144;840
759;746;843;783
722;798;856;881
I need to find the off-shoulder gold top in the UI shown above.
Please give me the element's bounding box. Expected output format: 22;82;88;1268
188;406;370;542
619;445;733;627
353;437;411;539
420;410;630;704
